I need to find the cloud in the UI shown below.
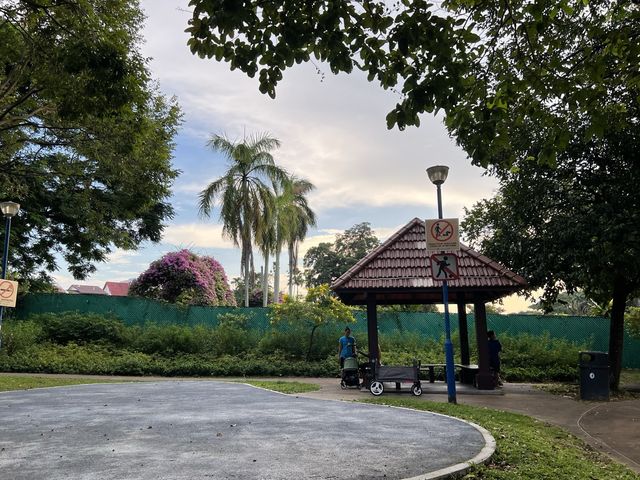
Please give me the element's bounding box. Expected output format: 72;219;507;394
162;223;236;249
106;250;139;265
139;1;498;217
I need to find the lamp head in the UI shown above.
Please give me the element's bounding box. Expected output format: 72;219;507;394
0;201;20;218
426;165;449;186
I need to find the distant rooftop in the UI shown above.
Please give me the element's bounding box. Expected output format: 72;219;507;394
67;284;107;295
103;281;130;297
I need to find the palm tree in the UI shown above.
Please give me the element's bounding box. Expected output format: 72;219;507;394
286;177;316;298
198;133;287;307
254;198;276;307
264;175;316;303
269;180;289;304
269;175;316;301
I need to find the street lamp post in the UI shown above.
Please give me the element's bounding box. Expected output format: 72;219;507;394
426;166;457;404
0;201;20;351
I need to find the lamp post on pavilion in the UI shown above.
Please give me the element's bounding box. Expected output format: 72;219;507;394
0;201;20;351
426;166;457;404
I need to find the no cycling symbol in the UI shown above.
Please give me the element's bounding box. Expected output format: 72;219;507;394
0;281;14;298
431;220;454;242
0;279;18;307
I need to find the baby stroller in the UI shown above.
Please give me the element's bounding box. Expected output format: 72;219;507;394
340;356;360;389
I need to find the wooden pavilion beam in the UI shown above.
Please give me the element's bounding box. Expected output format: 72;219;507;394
473;301;495;390
457;296;470;366
366;293;379;365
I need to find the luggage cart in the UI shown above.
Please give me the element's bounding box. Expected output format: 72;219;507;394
369;359;422;396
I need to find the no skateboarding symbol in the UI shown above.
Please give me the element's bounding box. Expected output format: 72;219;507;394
0;279;18;308
430;254;459;281
425;218;460;252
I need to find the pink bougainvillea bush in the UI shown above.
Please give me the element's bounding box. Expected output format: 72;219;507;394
130;249;236;306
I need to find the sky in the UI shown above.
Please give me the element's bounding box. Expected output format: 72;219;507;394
53;1;532;313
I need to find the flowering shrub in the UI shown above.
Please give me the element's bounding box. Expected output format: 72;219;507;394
130;250;236;306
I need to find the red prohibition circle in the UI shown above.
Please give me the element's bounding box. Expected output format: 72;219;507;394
430;220;454;242
0;281;14;298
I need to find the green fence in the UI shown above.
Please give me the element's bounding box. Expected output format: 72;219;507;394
14;293;640;368
14;293;273;331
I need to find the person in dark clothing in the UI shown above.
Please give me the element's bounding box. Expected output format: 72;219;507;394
487;330;503;386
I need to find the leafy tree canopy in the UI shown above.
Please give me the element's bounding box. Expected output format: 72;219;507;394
230;276;280;307
1;0;181;280
462;115;640;389
185;0;639;167
269;284;354;360
303;222;380;287
130;249;236;307
467;303;505;315
528;291;605;317
463;131;640;308
378;304;438;314
626;307;640;340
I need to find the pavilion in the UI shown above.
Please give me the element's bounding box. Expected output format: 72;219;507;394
331;217;528;389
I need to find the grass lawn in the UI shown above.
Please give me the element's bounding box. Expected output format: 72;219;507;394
241;380;321;394
0;375;129;392
0;375;320;395
622;369;640;385
365;397;639;480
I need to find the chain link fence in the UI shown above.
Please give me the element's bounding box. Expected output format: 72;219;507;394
14;293;640;368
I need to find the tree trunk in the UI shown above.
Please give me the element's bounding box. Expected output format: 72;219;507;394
294;242;300;297
243;251;250;308
288;241;295;297
608;277;628;391
307;324;319;361
262;251;269;307
273;246;281;304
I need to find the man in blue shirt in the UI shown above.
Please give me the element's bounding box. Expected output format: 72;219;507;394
338;327;356;368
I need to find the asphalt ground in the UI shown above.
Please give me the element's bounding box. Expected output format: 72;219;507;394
300;378;640;474
0;381;492;480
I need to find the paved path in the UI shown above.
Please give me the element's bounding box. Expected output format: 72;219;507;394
578;400;640;472
298;378;640;474
0;381;492;480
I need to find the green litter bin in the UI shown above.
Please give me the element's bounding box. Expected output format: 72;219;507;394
579;351;609;401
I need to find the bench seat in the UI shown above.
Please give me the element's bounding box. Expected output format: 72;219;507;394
420;363;479;385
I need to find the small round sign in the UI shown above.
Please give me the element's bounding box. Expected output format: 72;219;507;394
589;372;595;380
430;220;454;242
0;280;14;299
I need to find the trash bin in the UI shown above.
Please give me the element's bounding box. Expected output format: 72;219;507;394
579;351;609;401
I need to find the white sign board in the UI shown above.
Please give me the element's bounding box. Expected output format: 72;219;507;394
425;218;460;252
0;279;18;308
430;254;460;281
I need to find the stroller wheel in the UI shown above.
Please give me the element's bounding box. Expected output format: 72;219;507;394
370;381;384;396
411;384;422;396
340;380;347;389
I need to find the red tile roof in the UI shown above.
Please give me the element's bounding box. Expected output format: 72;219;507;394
103;281;130;297
331;218;527;304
